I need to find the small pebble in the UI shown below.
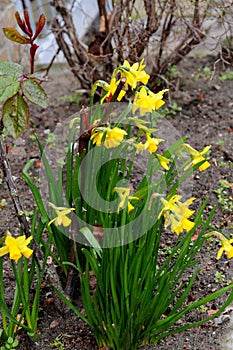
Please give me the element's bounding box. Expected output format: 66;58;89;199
49;320;59;329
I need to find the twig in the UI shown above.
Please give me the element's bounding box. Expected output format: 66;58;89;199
45;47;61;76
0;135;31;238
0;124;43;264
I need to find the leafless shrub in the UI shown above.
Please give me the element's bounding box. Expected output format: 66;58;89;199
50;0;233;89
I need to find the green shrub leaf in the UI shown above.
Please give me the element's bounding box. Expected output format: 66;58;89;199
2;94;29;138
22;79;47;107
0;61;23;76
0;76;20;102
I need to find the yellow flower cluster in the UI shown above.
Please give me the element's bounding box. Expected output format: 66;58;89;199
90;59;169;156
93;58;168;114
158;195;195;235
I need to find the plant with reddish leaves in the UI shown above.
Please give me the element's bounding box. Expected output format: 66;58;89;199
0;11;49;348
3;10;46;74
0;11;47;138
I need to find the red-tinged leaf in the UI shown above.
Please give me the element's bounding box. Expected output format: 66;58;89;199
2;94;29;138
15;12;24;29
21;79;47;107
15;11;31;37
3;28;31;44
23;10;33;37
32;14;46;40
0;75;20;102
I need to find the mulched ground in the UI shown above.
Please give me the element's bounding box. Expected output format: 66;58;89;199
0;54;233;350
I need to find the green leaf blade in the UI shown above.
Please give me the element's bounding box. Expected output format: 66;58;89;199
2;94;29;138
22;79;47;107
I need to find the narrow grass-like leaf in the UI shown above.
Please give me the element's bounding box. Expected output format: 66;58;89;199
53;286;89;324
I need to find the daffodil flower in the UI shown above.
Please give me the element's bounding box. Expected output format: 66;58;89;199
167;213;195;235
133;141;148;153
117;59;150;89
217;239;233;259
156;154;171;170
91;79;126;103
0;234;33;262
91;80;109;97
133;133;164;154
183;143;211;171
205;231;233;259
91;126;127;148
113;187;139;213
158;195;182;218
101;77;126;103
48;203;75;227
132;87;168;116
159;195;195;235
175;197;196;217
145;133;164;154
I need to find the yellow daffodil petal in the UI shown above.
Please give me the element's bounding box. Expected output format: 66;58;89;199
146;134;164;154
0;245;9;257
48;205;75;228
120;59;150;89
22;247;33;259
61;216;72;227
217;239;233;259
91;131;104;146
101;77;126;103
127;202;134;213
159;195;195;234
91;127;127;149
217;247;224;260
199;160;210;171
183;143;211;171
0;235;33;262
113;187;138;213
156;154;171;170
